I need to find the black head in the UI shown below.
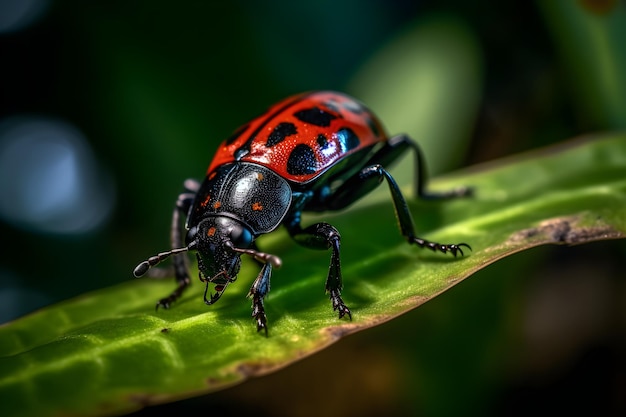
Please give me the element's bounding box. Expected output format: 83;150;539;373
133;215;281;304
189;216;250;301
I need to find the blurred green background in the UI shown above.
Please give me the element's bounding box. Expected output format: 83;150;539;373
1;0;625;416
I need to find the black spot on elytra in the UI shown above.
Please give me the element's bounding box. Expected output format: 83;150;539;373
294;107;338;127
336;127;360;152
287;144;317;176
226;124;248;145
266;122;297;147
366;117;380;137
317;134;329;149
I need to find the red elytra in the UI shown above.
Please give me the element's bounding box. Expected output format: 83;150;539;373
206;91;387;183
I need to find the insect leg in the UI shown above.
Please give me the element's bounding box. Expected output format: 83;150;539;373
286;216;352;321
155;181;198;309
359;164;470;256
247;262;273;336
374;134;472;200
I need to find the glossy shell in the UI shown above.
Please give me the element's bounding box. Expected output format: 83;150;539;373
206;91;388;183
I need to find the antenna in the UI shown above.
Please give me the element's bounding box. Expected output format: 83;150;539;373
225;241;282;268
133;241;197;277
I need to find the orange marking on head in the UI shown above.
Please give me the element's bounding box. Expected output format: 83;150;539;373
208;171;217;180
213;201;222;209
251;202;263;211
200;194;211;208
256;172;264;181
207;227;216;236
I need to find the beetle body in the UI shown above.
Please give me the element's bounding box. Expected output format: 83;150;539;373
134;91;471;334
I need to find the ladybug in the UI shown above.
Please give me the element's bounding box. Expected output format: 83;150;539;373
134;91;471;335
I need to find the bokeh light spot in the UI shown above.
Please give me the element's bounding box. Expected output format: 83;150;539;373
0;116;116;234
0;0;50;34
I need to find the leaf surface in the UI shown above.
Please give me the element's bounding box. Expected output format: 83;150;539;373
0;134;624;417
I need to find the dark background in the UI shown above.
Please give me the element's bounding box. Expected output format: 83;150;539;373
1;0;625;416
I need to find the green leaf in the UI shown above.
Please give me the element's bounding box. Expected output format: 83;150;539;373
1;134;625;417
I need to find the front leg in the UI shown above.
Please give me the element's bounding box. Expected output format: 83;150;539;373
287;218;352;320
248;262;273;336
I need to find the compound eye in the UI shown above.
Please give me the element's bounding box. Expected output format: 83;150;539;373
228;222;253;248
